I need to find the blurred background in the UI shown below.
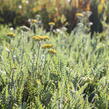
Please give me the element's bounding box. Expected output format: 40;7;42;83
0;0;109;33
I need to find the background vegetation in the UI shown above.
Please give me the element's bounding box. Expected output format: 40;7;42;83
0;0;109;32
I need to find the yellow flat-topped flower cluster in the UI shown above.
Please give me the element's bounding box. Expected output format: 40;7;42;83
41;44;53;49
48;22;55;26
31;19;38;23
32;35;49;41
48;49;56;54
76;13;84;17
7;32;16;37
28;18;38;24
42;44;57;54
32;35;57;55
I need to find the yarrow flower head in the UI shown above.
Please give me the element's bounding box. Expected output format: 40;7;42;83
76;13;84;17
31;19;38;23
36;79;41;85
42;44;53;49
48;49;56;54
32;35;49;41
7;32;16;37
28;19;38;23
48;22;55;26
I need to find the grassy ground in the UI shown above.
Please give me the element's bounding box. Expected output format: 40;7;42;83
0;24;109;109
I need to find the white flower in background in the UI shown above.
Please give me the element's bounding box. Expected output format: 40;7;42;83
55;29;61;33
10;27;14;31
67;0;71;2
18;5;22;9
25;0;29;4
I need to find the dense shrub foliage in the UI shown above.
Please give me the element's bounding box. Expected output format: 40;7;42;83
0;0;109;109
0;18;109;108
